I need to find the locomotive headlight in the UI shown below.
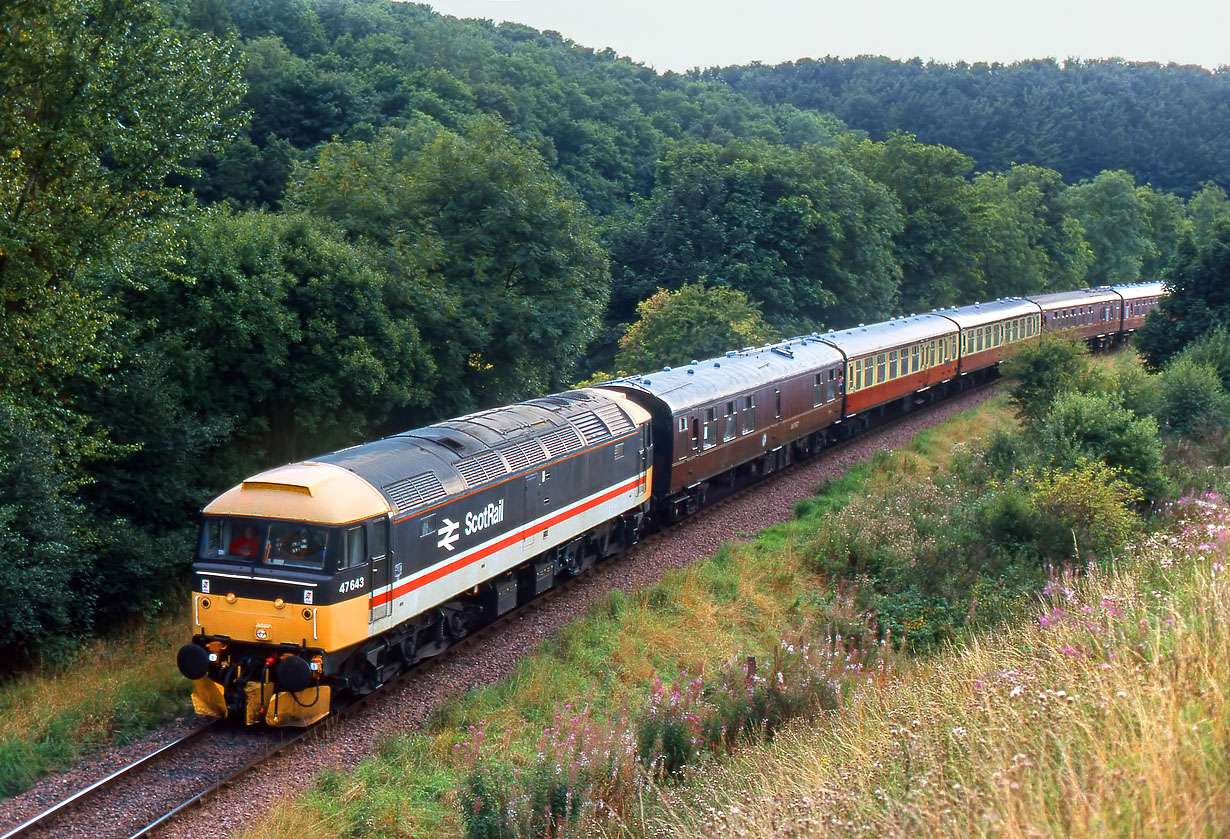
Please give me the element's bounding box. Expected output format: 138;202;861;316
226;592;237;604
208;653;218;662
273;598;285;610
302;608;313;621
201;597;211;609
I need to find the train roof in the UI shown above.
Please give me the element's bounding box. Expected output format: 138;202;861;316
1112;281;1168;301
1026;287;1122;309
933;297;1041;329
598;338;845;414
818;314;957;359
207;388;647;523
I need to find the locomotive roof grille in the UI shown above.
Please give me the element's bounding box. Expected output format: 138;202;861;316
541;426;584;458
383;472;447;516
456;450;507;488
572;411;609;445
498;443;531;472
593;403;633;438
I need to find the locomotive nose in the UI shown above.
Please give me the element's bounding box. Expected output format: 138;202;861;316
177;642;211;680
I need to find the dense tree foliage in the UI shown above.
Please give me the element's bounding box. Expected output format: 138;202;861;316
1136;223;1230;367
289;118;611;414
709;57;1230;197
615;283;775;373
608;140;901;335
3;0;1229;662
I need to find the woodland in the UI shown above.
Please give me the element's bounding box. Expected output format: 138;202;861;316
1;0;1228;663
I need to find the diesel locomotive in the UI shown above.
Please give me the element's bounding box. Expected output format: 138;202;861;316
177;281;1165;725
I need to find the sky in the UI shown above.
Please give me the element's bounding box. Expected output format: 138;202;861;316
422;0;1228;73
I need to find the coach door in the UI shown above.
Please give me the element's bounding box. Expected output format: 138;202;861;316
368;517;391;622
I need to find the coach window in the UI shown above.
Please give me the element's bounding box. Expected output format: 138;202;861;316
888;350;898;380
813;373;824;407
775;389;782;419
703;408;716;449
743;395;756;433
876;354;886;384
724;402;736;441
826;369;839;401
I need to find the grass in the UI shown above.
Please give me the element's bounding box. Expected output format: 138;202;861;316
642;492;1230;838
0;609;192;798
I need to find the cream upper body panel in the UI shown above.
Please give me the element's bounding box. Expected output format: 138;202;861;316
204;462;392;525
579;387;653;428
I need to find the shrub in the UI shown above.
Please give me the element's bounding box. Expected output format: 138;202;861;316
1001;336;1095;423
1037;391;1168;501
1171;327;1230;390
1160;356;1230;435
1027;460;1142;561
1103;352;1163;419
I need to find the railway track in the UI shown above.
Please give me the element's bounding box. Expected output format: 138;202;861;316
0;722;293;839
0;380;1005;839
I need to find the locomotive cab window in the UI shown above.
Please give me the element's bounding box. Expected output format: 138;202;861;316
201;517;268;562
267;523;330;570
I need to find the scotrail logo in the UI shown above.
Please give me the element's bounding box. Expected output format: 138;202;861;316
465;499;505;536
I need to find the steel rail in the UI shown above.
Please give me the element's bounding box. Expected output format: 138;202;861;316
0;723;217;839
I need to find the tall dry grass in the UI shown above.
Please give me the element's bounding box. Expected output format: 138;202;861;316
641;492;1230;838
0;610;191;796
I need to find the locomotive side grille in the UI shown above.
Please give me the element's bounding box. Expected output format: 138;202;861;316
594;403;633;436
384;472;447;515
456;451;506;488
572;411;609;444
540;426;584;458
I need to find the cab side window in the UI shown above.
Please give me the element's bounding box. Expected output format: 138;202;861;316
345;526;366;569
371;519;387;560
